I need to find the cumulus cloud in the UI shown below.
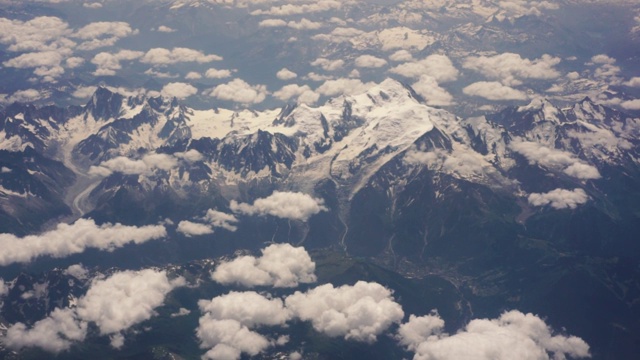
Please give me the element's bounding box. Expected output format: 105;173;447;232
355;54;388;68
463;81;528;101
64;264;89;280
620;99;640;110
528;188;589;209
205;68;233;79
273;84;319;104
251;0;341;16
0;16;73;54
397;310;590;360
285;281;404;343
463;53;561;86
211;243;316;288
74;21;137;51
389;49;414;62
76;269;185;338
0;218;166;266
411;75;453;106
177;220;214;237
83;2;103;8
287;18;323;30
276;68;298;80
65;56;85;68
316;78;376;97
0;89;44;104
203;209;239;232
3;308;87;353
175;149;204;162
197;291;292;360
208;79;268;104
311;58;344;72
623;77;640;87
388;54;459;82
141;47;222;66
89;152;183;177
0;278;8;296
91;49;144;76
510;139;601;180
259;18;287;28
157;25;176;33
230;191;327;221
185;71;202;80
590;54;616;65
4;269;184;353
161;82;198;99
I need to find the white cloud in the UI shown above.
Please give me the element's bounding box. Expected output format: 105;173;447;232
621;99;640;110
89;153;181;176
185;71;202;80
528;188;589;209
199;291;290;328
175;149;204;162
258;18;287;28
64;264;89;280
287;18;323;30
311;57;344;72
161;82;198;99
157;25;176;33
3;308;87;353
285;281;404;343
0;89;44;104
354;54;387;68
196;290;293;360
171;308;191;317
463;81;528;101
207;78;267;104
510;139;601;180
273;84;319;104
205;68;233;79
203;209;239;232
388;54;459;82
73;21;134;40
276;68;298;80
177;220;214;237
316;78;376;97
0;16;72;53
72;86;98;99
76;269;185;337
3;50;64;69
83;2;102;8
623;77;640;87
65;56;85;68
463;53;561;86
411;75;453;106
389;49;414;62
397;310;590;360
211;243;316;288
91;50;144;76
73;21;136;51
230;191;327;221
0;218;166;266
251;1;341;16
0;278;8;296
590;54;616;65
144;68;179;79
141;47;222;66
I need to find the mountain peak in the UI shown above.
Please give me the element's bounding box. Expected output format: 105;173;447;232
86;87;124;120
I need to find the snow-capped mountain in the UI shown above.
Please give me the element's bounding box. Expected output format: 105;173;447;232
2;79;640;359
